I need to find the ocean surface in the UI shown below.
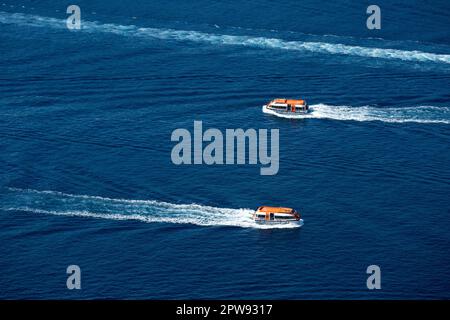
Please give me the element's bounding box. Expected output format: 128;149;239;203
0;0;449;299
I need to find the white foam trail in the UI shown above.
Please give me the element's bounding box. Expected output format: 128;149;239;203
3;188;302;229
1;11;450;64
263;104;450;124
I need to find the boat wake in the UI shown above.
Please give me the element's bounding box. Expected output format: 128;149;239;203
1;188;300;229
1;11;450;65
263;104;450;124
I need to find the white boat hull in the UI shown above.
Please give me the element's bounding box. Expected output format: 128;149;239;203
263;105;309;114
254;218;304;226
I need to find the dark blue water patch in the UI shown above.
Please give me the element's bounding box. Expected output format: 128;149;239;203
1;208;448;299
1;0;449;299
3;0;450;44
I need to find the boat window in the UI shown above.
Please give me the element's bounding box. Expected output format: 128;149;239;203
275;215;293;220
271;104;288;110
256;214;265;219
270;213;275;220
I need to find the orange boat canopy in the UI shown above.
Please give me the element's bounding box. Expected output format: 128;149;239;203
272;98;306;105
256;206;295;214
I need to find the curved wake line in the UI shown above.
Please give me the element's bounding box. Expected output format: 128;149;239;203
2;188;301;229
263;105;450;124
1;11;450;65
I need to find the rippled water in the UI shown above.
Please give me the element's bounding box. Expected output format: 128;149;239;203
0;0;449;299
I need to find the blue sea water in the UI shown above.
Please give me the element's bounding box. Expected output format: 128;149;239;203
0;0;449;299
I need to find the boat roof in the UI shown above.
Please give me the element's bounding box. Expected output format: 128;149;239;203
272;98;305;105
256;206;295;213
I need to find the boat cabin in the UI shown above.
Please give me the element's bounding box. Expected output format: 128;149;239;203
267;98;309;113
253;206;300;222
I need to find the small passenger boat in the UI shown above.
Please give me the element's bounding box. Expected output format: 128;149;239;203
263;98;309;114
253;206;303;225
